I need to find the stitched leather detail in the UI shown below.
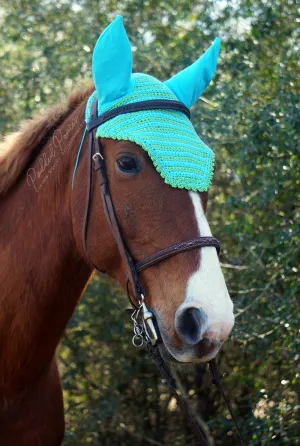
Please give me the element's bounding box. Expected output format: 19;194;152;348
135;237;220;273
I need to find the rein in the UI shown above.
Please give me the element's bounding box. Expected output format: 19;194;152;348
77;98;244;445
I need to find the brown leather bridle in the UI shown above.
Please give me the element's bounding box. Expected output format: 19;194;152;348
78;98;244;445
84;98;220;311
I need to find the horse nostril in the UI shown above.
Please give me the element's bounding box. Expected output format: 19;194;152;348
175;307;208;345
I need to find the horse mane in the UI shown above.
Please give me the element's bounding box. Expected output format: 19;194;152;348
0;83;94;196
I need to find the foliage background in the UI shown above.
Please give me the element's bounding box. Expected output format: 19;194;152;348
0;0;299;444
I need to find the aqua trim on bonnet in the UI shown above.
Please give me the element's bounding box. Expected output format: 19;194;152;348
72;127;87;188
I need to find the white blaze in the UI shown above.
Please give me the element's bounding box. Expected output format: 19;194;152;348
183;191;234;342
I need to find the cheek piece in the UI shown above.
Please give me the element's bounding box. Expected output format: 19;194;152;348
82;98;221;347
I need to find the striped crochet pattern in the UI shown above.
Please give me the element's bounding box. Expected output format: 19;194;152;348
86;73;215;192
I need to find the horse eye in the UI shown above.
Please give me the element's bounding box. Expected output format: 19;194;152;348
116;155;140;174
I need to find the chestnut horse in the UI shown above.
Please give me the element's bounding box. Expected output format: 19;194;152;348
0;84;234;444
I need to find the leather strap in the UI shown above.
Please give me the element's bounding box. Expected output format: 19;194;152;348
209;359;245;445
146;341;210;445
88;99;143;300
81;117;97;270
93;137;144;299
136;237;220;273
86;99;191;132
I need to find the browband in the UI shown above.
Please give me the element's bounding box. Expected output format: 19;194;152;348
86;99;191;132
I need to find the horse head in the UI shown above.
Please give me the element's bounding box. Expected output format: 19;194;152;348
72;16;234;364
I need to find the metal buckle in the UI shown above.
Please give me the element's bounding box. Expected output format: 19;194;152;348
92;152;103;161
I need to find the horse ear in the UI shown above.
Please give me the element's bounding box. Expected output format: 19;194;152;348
164;38;220;109
92;16;132;107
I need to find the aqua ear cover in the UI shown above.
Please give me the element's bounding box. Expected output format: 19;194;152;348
83;18;220;193
92;15;133;107
164;38;220;108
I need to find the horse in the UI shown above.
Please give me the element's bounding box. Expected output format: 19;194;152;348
0;16;234;446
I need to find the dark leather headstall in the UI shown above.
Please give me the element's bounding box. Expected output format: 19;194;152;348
80;97;244;446
84;98;220;301
86;99;191;132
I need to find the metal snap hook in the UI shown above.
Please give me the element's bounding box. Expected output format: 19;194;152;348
140;300;158;346
130;293;158;347
134;324;143;337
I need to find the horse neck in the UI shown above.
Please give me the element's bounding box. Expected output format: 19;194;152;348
0;101;93;391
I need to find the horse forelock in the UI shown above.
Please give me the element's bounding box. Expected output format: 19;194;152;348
0;83;94;196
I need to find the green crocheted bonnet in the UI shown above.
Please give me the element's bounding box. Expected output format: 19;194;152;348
85;16;221;192
85;74;215;191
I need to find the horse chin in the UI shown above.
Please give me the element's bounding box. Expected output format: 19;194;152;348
158;337;222;365
152;312;222;365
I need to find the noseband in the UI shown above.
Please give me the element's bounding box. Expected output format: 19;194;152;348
78;98;244;445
